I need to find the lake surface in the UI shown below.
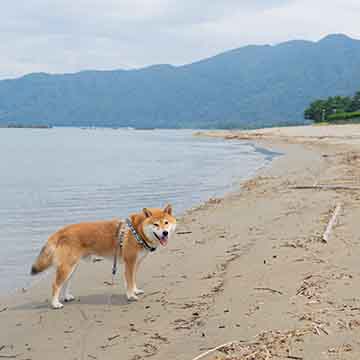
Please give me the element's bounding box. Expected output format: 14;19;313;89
0;128;278;294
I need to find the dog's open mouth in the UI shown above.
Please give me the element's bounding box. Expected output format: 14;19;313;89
153;232;168;246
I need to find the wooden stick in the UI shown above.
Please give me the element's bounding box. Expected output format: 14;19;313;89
107;334;121;342
290;185;360;190
254;287;283;295
191;341;236;360
322;204;342;243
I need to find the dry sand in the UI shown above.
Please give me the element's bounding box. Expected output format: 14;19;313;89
2;124;360;360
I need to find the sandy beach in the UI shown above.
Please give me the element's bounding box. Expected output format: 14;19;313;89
2;124;360;360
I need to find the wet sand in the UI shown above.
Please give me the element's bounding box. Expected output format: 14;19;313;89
1;124;360;360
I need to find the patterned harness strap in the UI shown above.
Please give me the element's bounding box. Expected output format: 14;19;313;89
111;218;157;281
125;218;157;253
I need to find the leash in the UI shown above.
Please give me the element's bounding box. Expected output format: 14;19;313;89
112;221;127;283
112;218;156;282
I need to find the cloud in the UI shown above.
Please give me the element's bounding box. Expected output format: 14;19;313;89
0;0;359;79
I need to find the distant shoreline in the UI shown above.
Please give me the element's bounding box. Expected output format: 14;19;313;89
0;124;52;129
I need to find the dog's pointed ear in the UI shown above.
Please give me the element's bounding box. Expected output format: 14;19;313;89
143;208;152;218
163;204;172;215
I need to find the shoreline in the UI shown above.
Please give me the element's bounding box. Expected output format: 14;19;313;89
2;125;360;359
0;137;278;299
0;129;271;298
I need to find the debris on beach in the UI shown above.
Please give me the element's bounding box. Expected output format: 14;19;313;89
328;344;352;354
193;328;311;360
176;231;193;235
296;274;327;300
253;287;283;295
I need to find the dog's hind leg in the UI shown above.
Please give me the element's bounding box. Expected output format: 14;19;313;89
52;262;77;309
61;263;79;302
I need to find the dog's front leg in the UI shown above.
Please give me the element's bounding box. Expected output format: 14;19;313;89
134;251;147;295
123;258;138;301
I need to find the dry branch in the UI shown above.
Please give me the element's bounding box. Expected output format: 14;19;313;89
254;287;283;295
191;341;236;360
322;204;342;243
108;334;121;342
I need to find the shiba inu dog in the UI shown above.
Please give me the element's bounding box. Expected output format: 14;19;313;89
30;205;176;309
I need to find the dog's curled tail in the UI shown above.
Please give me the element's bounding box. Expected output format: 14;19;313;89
31;241;55;275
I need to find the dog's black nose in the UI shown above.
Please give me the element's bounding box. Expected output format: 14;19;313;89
163;230;168;237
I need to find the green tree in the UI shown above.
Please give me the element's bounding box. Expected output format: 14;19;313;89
304;100;328;122
349;91;360;112
304;91;359;122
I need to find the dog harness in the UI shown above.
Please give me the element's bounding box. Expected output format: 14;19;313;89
112;218;156;279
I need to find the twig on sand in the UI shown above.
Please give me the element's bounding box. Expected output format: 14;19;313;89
191;341;236;360
290;185;360;191
285;356;303;360
0;308;7;313
107;334;121;342
0;355;19;359
0;346;5;352
176;231;193;235
79;308;88;321
322;204;342;243
254;287;283;295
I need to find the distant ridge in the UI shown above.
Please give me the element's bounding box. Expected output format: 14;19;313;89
0;34;360;129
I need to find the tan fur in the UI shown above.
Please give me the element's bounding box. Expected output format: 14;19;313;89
30;205;176;309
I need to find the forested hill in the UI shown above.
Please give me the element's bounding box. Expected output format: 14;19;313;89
1;34;360;129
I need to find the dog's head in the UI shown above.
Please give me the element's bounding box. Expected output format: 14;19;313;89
132;204;176;248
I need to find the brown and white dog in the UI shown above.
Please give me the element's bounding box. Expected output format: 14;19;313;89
30;205;176;309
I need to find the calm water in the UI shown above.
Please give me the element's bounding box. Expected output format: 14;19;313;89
0;128;277;293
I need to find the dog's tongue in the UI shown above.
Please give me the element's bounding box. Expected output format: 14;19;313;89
159;237;168;246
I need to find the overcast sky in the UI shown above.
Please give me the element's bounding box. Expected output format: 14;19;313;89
0;0;359;79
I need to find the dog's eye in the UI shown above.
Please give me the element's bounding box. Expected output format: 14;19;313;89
164;221;169;225
154;223;160;227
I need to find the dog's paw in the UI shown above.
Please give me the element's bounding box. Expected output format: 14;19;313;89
51;300;64;309
127;293;139;302
64;294;75;302
134;288;144;295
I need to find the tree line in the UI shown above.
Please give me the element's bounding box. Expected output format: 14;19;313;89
304;90;360;122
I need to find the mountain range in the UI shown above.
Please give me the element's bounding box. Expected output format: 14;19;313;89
1;34;360;129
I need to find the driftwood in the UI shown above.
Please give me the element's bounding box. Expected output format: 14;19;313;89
191;341;236;360
290;185;360;191
254;287;283;295
322;204;342;243
107;334;121;342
